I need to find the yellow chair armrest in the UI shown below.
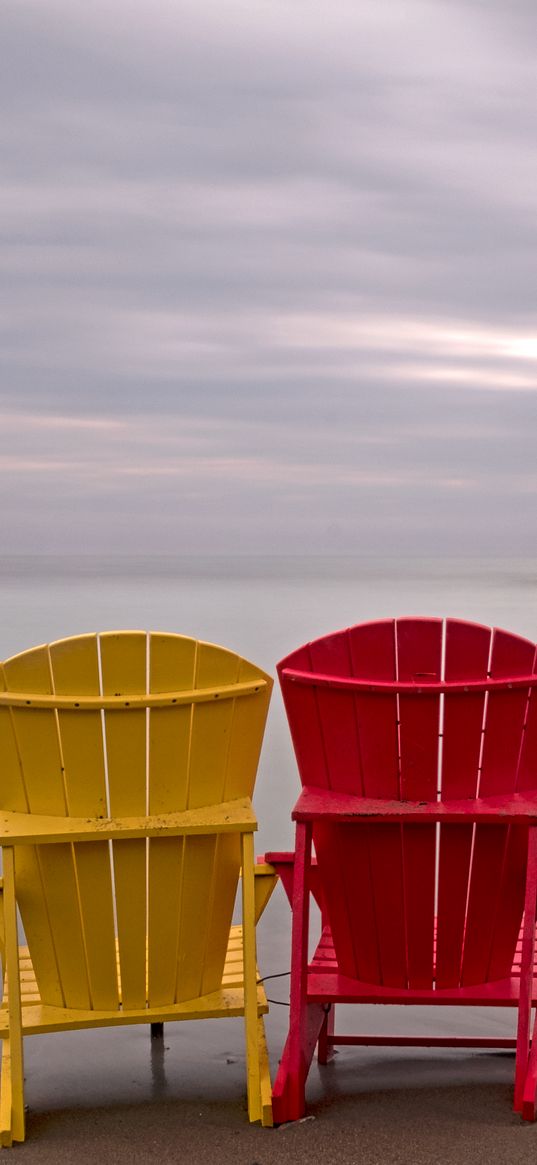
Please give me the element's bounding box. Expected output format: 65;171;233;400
253;862;278;923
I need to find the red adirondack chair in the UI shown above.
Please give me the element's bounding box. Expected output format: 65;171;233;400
265;618;537;1123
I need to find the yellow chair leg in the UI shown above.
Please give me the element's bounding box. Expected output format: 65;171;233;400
0;1038;25;1148
252;865;275;1125
0;1039;13;1148
2;849;25;1145
241;834;263;1123
257;1017;273;1127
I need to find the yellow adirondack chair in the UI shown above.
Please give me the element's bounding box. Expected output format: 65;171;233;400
0;631;276;1144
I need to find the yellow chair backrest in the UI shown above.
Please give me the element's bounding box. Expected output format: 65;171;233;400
0;631;272;1012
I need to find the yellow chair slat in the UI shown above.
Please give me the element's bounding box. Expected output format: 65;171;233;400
148;633;198;808
176;642;240;1002
69;848;118;1009
200;834;242;996
49;635;106;816
189;642;242;809
100;633;147;1010
223;657;272;803
99;632;148;815
147;838;184;1007
35;846;91;1009
175;836;219;1002
0;688;28;814
49;635;119;1011
3;646;65;816
147;633;197;1008
11;849;63;1009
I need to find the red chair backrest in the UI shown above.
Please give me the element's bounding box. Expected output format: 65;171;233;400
278;618;537;989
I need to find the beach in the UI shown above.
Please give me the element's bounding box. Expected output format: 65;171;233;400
13;1018;537;1163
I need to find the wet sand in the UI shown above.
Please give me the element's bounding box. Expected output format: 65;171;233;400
15;1025;537;1165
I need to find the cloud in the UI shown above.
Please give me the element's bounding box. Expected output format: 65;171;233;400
2;0;537;553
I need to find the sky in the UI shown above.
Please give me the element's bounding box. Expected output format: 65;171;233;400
2;0;537;555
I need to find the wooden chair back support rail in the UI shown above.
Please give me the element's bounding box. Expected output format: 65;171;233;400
267;617;537;1124
0;630;275;1145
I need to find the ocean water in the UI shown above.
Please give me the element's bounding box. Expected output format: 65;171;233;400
4;554;537;1105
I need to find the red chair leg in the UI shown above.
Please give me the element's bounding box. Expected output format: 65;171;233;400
515;829;537;1113
522;1043;537;1121
272;821;326;1122
272;1002;327;1122
272;1034;296;1123
521;1008;537;1122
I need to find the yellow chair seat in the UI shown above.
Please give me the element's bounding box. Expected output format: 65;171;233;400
1;927;269;1030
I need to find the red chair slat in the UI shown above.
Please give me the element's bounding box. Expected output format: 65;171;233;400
442;619;491;799
487;825;529;981
309;631;363;796
480;630;535;797
314;821;380;983
347;620;399;799
278;645;330;790
436;619;491;988
516;645;537;792
347;621;406;987
396;618;442;989
397;617;442;800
